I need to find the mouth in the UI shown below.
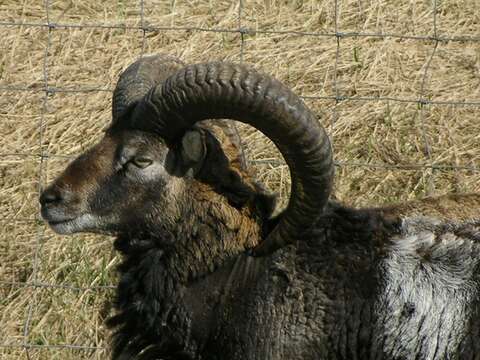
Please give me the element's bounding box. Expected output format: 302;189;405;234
42;211;77;226
41;206;79;227
48;217;76;225
46;217;80;234
41;207;86;234
43;212;103;235
41;206;106;235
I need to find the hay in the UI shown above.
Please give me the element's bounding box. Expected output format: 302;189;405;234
1;0;479;358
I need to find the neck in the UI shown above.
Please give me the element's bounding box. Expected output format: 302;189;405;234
166;181;263;282
109;183;264;358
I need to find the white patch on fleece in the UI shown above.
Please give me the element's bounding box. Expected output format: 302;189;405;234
374;217;479;359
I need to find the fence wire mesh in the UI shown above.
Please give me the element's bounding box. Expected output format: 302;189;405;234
1;0;480;358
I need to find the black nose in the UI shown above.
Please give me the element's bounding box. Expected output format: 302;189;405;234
40;187;63;206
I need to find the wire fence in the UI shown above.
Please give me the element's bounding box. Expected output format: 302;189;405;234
1;0;480;357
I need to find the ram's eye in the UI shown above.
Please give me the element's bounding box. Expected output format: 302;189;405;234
131;157;153;168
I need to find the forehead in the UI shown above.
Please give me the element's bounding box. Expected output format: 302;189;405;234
106;129;167;153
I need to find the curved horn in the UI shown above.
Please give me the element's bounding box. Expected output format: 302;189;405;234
112;54;185;122
123;61;334;256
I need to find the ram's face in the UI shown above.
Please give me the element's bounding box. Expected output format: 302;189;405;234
40;130;180;235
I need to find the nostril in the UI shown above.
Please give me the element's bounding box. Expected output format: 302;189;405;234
40;187;63;206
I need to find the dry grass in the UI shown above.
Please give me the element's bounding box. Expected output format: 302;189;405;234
1;0;480;359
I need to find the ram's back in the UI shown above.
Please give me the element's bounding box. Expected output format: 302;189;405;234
313;194;480;359
206;194;480;359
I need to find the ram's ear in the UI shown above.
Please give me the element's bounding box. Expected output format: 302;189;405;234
166;128;207;177
167;127;260;210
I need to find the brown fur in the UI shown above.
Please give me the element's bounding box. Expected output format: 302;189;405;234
163;180;264;282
